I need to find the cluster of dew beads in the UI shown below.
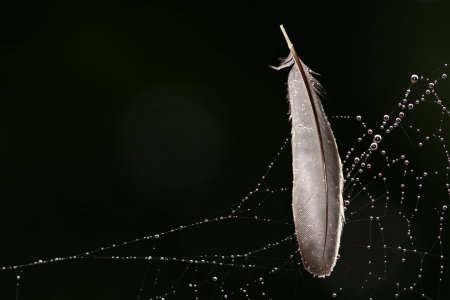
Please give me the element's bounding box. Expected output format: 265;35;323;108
330;66;449;299
1;67;448;300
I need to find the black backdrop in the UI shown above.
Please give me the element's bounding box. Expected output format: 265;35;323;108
1;1;450;299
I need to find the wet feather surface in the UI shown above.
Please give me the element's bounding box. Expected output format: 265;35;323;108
274;26;344;277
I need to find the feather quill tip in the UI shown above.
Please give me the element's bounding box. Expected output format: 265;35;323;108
279;25;293;49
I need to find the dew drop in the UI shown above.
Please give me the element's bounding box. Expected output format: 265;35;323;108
411;74;419;83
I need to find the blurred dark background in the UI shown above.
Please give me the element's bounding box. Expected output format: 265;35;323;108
1;0;449;299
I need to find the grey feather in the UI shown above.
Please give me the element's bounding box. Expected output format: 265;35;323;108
274;26;344;277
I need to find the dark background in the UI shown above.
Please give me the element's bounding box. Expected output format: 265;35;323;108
1;1;449;299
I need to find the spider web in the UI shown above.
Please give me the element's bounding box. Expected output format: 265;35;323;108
1;67;449;300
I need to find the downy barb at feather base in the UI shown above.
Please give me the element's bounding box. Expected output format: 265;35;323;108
273;25;344;277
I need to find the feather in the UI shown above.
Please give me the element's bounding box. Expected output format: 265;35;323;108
274;25;344;277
